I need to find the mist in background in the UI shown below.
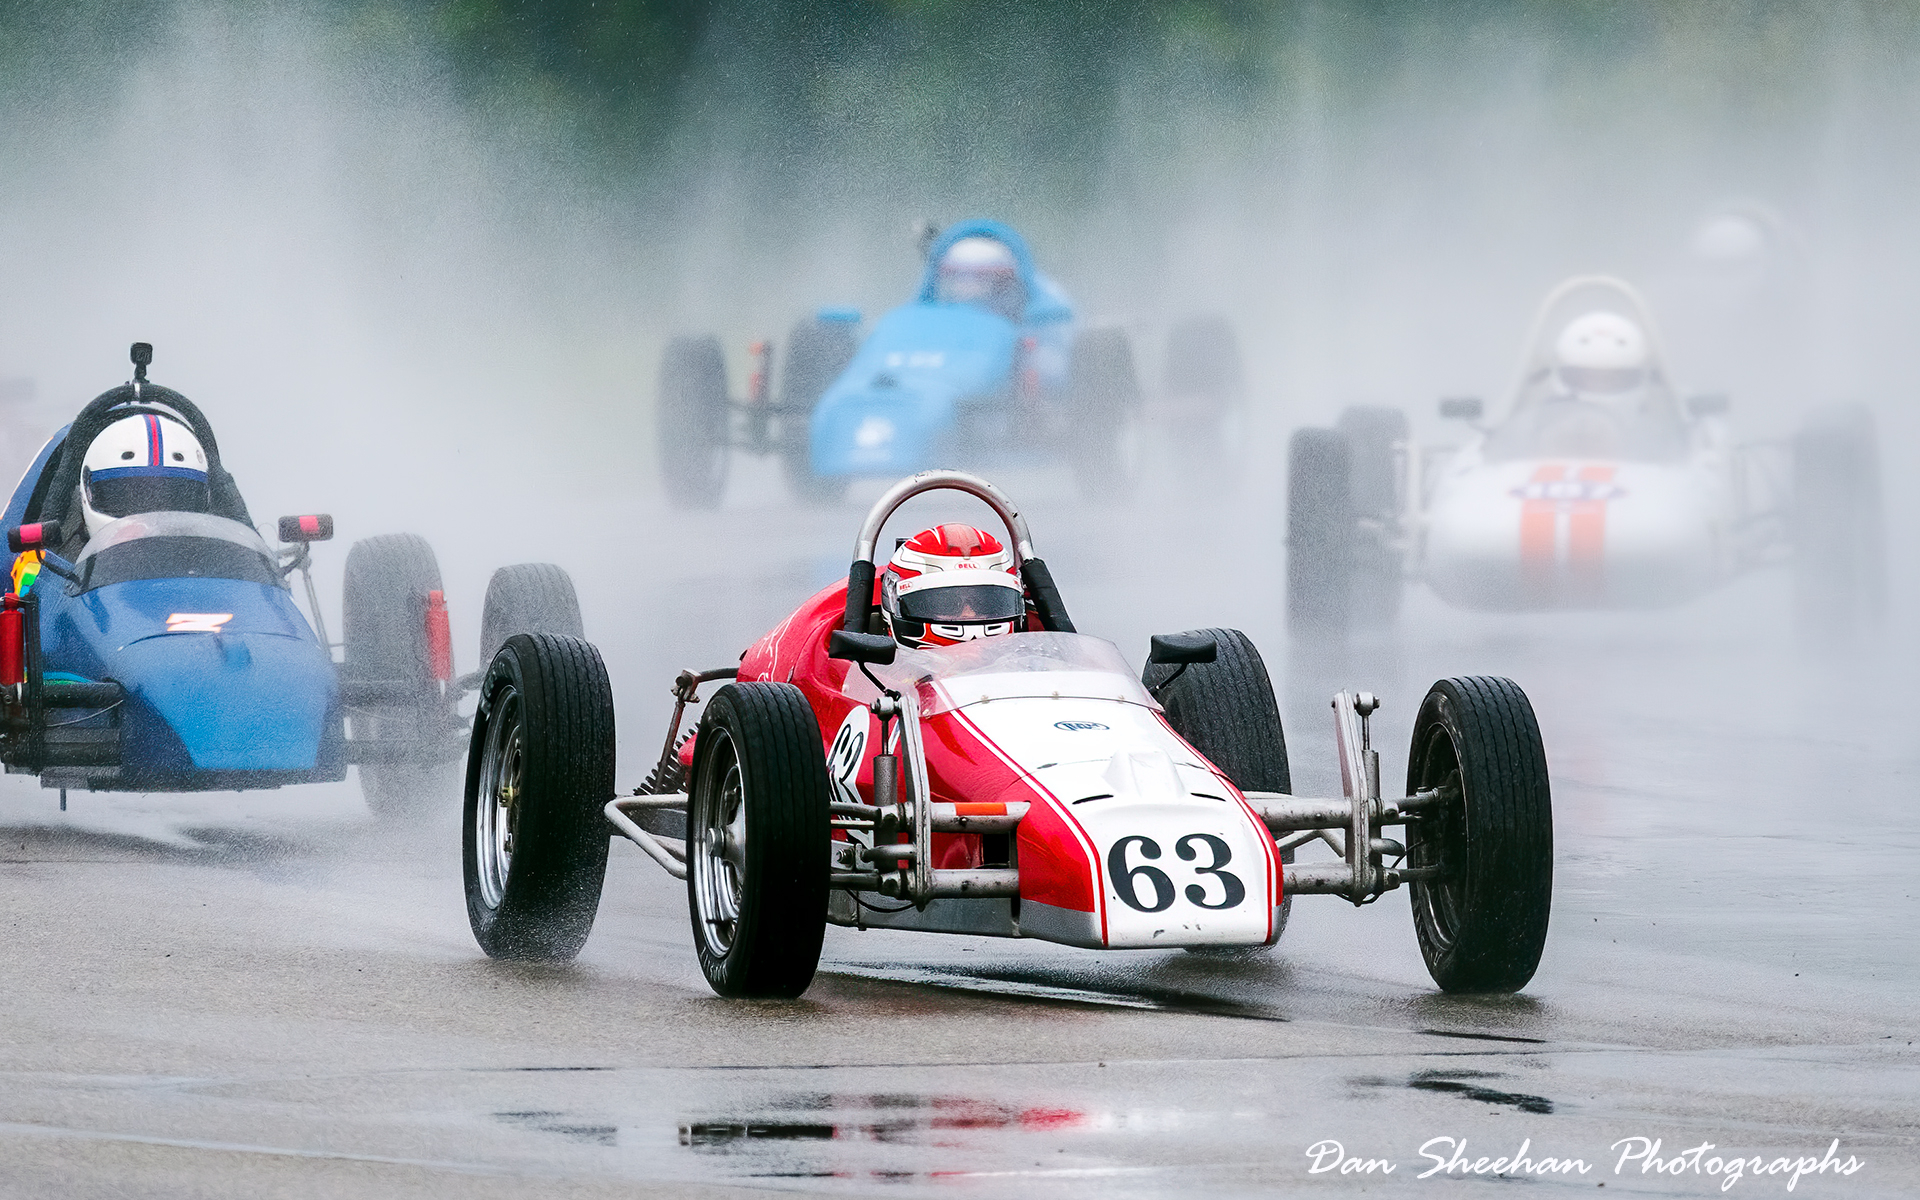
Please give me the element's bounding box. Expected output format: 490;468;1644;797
0;0;1913;654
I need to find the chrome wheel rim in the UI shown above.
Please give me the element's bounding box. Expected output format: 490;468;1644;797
474;685;523;910
1409;739;1465;954
692;728;747;957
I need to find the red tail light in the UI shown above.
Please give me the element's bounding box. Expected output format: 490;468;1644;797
425;590;452;683
0;593;23;687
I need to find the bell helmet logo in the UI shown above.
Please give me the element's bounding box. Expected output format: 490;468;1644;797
1054;720;1109;732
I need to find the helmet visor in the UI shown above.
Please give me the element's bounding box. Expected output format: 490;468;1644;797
894;581;1025;626
87;467;210;520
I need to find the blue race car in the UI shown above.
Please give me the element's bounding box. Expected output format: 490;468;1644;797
656;219;1146;506
0;343;584;817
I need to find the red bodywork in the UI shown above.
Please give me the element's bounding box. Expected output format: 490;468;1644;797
737;579;1099;915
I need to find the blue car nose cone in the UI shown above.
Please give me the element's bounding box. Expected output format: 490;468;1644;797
121;631;338;772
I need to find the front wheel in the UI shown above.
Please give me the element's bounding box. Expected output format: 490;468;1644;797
688;682;831;998
1793;404;1885;639
1286;427;1353;637
464;634;616;962
479;562;584;668
1067;327;1142;500
344;532;455;820
658;335;730;509
1404;676;1552;993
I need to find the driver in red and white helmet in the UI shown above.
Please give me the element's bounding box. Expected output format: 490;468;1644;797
881;523;1026;649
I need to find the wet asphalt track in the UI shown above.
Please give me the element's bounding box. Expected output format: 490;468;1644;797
1;464;1915;1198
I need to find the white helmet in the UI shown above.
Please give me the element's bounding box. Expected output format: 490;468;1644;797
937;236;1021;314
80;412;211;535
1553;312;1649;395
1690;213;1768;268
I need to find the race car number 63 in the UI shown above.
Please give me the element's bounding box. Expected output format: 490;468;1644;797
1107;834;1245;912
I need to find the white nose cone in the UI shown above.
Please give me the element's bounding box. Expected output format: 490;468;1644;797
1104;747;1184;801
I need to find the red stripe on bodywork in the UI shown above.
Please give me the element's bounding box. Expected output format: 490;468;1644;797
1567;465;1614;596
946;706;1106;940
1518;463;1563;590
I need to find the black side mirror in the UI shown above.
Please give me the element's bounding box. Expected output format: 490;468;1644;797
1687;393;1730;417
277;514;335;543
1439;396;1483;420
830;629;897;665
1148;632;1217;665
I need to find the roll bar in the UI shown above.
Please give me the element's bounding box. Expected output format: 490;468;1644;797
840;469;1073;636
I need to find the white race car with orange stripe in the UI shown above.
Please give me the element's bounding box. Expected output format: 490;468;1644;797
457;471;1557;1001
1287;276;1884;633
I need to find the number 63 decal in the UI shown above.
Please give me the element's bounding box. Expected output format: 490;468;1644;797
1106;834;1246;912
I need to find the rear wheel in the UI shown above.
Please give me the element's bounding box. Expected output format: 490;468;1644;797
344;533;454;820
479;563;584;668
1793;404;1885;640
658;335;730;509
688;682;831;998
1143;628;1295;944
1067;327;1142;500
1287;427;1353;636
464;634;615;961
1404;676;1552;993
1336;406;1408;627
1161;315;1247;485
779;317;857;506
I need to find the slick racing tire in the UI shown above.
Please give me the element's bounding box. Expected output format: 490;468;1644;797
658;334;730;510
1404;676;1552;993
464;634;615;962
1335;405;1408;627
1286;427;1353;636
1162;314;1247;485
479;563;585;668
1792;404;1885;640
687;682;831;998
778;316;857;506
1067;327;1143;500
1143;628;1296;945
344;533;455;821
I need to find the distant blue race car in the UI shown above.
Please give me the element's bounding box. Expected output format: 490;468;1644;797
656;219;1148;506
0;344;585;817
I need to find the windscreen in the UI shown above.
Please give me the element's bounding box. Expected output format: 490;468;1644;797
849;631;1159;715
74;511;285;593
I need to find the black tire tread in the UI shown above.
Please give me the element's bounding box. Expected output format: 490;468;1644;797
658;334;729;509
343;533;448;819
480;563;584;668
465;633;616;962
1287;427;1352;635
1406;675;1552;993
691;681;830;998
1067;327;1142;499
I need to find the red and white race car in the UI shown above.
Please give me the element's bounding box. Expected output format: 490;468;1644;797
1288;276;1884;635
458;471;1554;998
